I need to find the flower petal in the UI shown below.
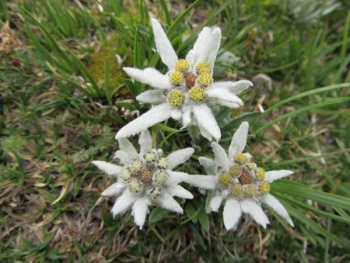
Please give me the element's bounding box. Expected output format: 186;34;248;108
186;27;211;66
151;18;178;70
115;104;172;139
223;198;242;230
167;185;193;199
102;182;126;197
111;190;135;217
240;199;270;228
207;98;241;108
210;142;230;171
132;196;152;229
167;148;194;170
206;88;243;106
198;156;217;175
228;121;249;160
171;108;182;120
262;194;294;226
123;67;171;89
265;170;294;183
198;124;214;141
181;106;192;128
168;172;217;190
208;194;223;212
193;104;221;141
211;80;253;95
156;192;183;213
136;90;164;104
139;129;153;156
118;137;138;159
92;161;122;177
198;28;221;70
114;150;134;165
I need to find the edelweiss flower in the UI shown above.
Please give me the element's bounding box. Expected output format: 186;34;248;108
199;122;294;230
92;130;212;229
116;18;252;141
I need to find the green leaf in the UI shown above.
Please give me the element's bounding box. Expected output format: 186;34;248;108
198;206;210;231
254;97;350;135
149;207;169;223
272;180;350;211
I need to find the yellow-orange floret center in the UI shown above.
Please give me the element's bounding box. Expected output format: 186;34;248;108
189;86;206;102
167;90;184;107
169;71;184;86
198;72;213;87
175;59;189;72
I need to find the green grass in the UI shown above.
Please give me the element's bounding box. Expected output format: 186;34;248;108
1;0;350;262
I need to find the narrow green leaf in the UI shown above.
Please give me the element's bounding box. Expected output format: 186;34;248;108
198;206;210;231
254;97;350;135
275;193;350;224
167;0;200;38
159;0;172;25
149;207;169;223
272;180;350;211
282;202;350;248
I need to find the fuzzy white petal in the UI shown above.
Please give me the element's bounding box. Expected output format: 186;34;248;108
117;138;138;159
166;171;190;185
136;90;164;104
151;18;178;70
132;197;152;229
209;194;223;212
156;192;183;213
211;142;230;171
167;185;193;199
102;182;126;197
206;88;243;106
262;194;294;226
186;27;212;66
198;124;214;141
193;104;221;141
240;199;270;228
207;98;241;108
114;150;133;165
228;121;249;160
167;148;194;170
198;157;217;175
211;80;253;95
169;173;217;189
123;67;171;89
111;190;135;217
265;170;294;183
92;161;122;177
223;199;242;230
198;28;221;69
181;106;192;128
116;104;172;138
139;129;152;156
171;108;182;120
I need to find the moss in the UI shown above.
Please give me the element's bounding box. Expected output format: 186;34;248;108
85;34;127;96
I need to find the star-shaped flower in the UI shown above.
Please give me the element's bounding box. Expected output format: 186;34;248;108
199;122;294;230
92;129;213;229
116;18;252;141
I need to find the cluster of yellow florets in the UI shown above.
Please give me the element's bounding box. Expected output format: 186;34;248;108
167;60;214;107
119;153;170;195
167;90;185;107
216;154;271;199
169;71;184;86
189;86;206;101
175;59;190;72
